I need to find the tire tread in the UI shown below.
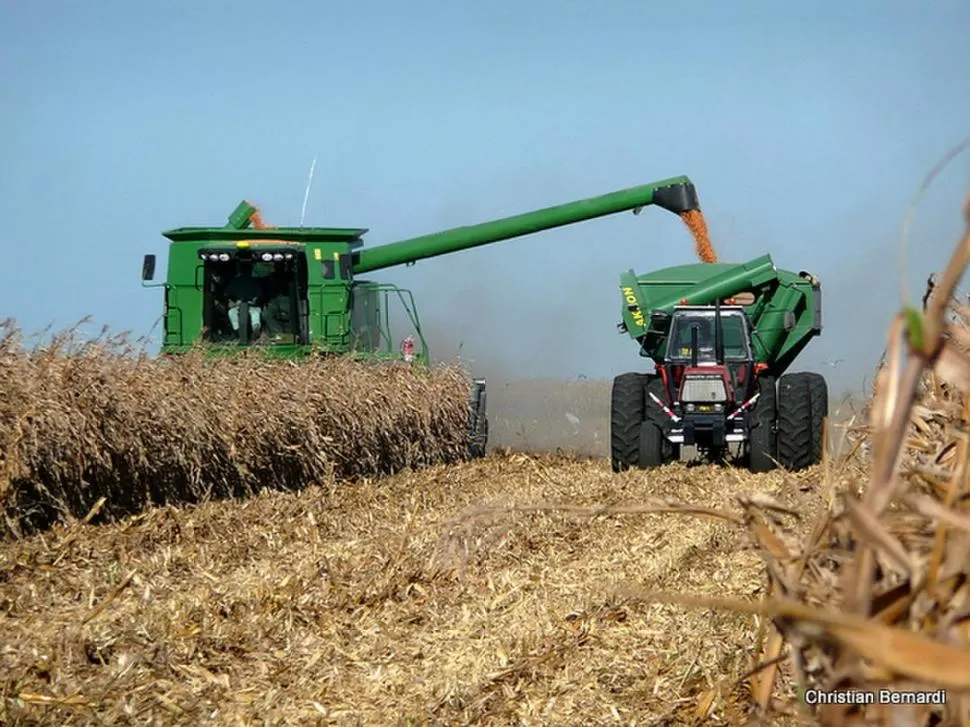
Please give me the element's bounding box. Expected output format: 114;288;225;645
611;373;650;472
777;373;813;471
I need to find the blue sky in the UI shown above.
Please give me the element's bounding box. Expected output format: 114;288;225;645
2;0;969;395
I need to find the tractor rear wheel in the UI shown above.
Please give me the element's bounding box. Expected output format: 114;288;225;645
748;375;777;473
610;372;650;472
777;373;814;471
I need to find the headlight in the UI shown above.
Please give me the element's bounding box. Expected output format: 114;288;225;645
685;403;696;413
273;253;284;261
218;253;230;262
209;253;221;261
261;252;273;262
714;403;724;412
284;252;294;260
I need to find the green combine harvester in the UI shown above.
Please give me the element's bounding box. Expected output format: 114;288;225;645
142;174;825;469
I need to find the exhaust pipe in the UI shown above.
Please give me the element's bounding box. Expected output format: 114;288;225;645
714;299;724;364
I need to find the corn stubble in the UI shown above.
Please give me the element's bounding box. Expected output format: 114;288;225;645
0;322;472;536
0;450;822;725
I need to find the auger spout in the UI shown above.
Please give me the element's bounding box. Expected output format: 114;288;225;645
351;176;698;274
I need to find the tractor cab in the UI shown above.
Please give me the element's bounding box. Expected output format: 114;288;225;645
660;305;756;413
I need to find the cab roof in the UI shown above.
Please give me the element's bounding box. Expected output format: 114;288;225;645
162;226;367;246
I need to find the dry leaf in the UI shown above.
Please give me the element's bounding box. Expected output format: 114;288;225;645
934;341;970;393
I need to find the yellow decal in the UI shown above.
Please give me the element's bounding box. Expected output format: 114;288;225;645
236;240;251;248
622;286;646;328
313;248;322;261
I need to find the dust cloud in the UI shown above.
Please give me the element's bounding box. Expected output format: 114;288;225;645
420;322;613;456
406;209;721;457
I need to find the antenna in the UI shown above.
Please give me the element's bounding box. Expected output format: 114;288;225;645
300;157;317;227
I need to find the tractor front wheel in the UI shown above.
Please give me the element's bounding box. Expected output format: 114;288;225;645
638;420;664;468
748;375;777;473
639;377;674;468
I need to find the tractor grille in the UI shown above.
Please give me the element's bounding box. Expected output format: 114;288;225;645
681;375;727;403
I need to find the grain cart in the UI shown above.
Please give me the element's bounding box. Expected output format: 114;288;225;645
142;176;702;458
612;256;826;473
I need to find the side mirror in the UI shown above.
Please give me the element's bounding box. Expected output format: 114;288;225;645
649;309;672;332
142;254;156;281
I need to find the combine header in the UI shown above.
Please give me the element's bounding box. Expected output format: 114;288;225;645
142;176;703;459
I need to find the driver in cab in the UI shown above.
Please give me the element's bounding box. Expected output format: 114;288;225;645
225;266;265;334
678;318;715;360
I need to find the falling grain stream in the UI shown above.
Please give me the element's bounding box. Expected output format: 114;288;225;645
680;209;719;263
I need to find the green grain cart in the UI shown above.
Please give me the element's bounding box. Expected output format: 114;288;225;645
614;254;827;473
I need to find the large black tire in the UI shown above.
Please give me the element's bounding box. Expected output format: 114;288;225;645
777;373;813;471
638;420;664;468
748;375;777;473
803;372;828;465
639;377;671;468
611;373;650;472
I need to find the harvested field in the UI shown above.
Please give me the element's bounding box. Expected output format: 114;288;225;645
0;320;473;537
0;452;828;725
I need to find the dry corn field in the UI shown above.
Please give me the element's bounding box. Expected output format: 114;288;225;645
0;321;473;537
3;196;970;725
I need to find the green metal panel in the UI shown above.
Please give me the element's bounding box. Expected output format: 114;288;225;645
226;201;258;230
619;270;649;338
622;255;822;376
768;268;822;373
162;227;367;244
162;242;207;345
635;255;778;311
